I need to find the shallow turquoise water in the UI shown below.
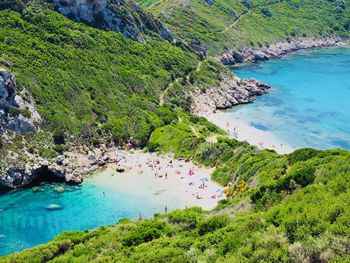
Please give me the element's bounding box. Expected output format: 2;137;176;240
231;47;350;150
0;171;168;256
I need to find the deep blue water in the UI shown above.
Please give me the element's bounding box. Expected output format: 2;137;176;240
231;47;350;150
0;170;168;256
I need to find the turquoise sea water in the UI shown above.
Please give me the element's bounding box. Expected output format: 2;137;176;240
0;171;168;256
231;47;350;150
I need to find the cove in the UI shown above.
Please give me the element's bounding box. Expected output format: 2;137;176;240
228;47;350;151
0;153;223;256
0;169;175;256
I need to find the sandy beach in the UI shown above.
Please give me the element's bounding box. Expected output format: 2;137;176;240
88;150;225;211
205;111;295;154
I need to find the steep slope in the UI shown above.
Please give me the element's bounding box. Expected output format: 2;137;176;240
137;0;350;56
2;140;350;262
0;3;200;188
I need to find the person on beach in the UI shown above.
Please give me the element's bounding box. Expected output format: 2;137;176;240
195;192;202;199
165;172;168;179
165;205;168;213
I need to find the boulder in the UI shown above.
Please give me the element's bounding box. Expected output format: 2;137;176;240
88;152;96;161
252;51;269;61
56;156;65;165
221;53;235;65
232;52;245;63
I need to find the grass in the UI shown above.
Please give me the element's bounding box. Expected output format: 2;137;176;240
137;0;350;56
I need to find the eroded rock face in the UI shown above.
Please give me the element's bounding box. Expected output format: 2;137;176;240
0;68;41;135
190;75;270;114
0;68;16;107
51;0;174;43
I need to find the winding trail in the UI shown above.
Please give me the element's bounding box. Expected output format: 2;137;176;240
221;0;283;33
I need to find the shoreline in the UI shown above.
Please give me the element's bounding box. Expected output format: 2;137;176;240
219;37;346;66
204;111;295;154
195;39;350;154
88;150;225;211
0;146;226;210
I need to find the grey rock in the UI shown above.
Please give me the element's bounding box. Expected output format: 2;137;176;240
190;75;270;114
219;37;341;65
51;0;174;43
252;51;269;60
205;0;215;6
56;156;65;165
0;68;16;107
5;115;37;134
88;152;96;161
221;53;235;65
0;68;41;135
232;52;245;63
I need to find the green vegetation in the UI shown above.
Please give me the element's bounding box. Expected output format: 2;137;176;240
0;5;198;145
1;0;350;262
3;144;350;262
137;0;350;55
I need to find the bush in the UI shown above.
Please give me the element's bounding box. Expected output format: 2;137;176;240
198;216;229;235
122;220;169;247
168;208;203;230
288;148;320;165
39;147;58;159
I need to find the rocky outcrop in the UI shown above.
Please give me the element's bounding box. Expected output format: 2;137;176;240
0;143;122;189
190;75;270;114
220;37;342;65
0;68;41;136
51;0;174;43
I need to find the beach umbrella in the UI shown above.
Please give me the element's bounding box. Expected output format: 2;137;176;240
200;178;206;183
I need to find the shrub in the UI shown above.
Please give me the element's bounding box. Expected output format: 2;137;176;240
198;216;229;235
122;220;169;247
288;148;320;165
168;208;203;230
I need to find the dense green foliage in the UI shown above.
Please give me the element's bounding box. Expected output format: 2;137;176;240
3;145;350;262
1;0;350;262
137;0;350;55
0;5;198;145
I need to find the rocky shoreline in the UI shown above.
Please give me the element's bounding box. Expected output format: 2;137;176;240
0;143;128;189
193;37;347;115
220;37;343;65
190;75;270;114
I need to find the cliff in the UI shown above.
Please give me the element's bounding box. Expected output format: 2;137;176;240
51;0;174;43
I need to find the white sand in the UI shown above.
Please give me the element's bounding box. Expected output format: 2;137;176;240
89;150;225;211
205;111;295;154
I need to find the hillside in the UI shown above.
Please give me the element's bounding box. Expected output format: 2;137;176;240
1;0;350;262
2;138;350;262
137;0;350;56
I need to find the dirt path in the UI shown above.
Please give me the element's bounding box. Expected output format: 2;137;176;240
222;1;282;33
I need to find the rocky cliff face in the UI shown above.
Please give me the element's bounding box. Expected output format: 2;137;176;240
190;75;270;114
0;68;41;137
51;0;174;43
